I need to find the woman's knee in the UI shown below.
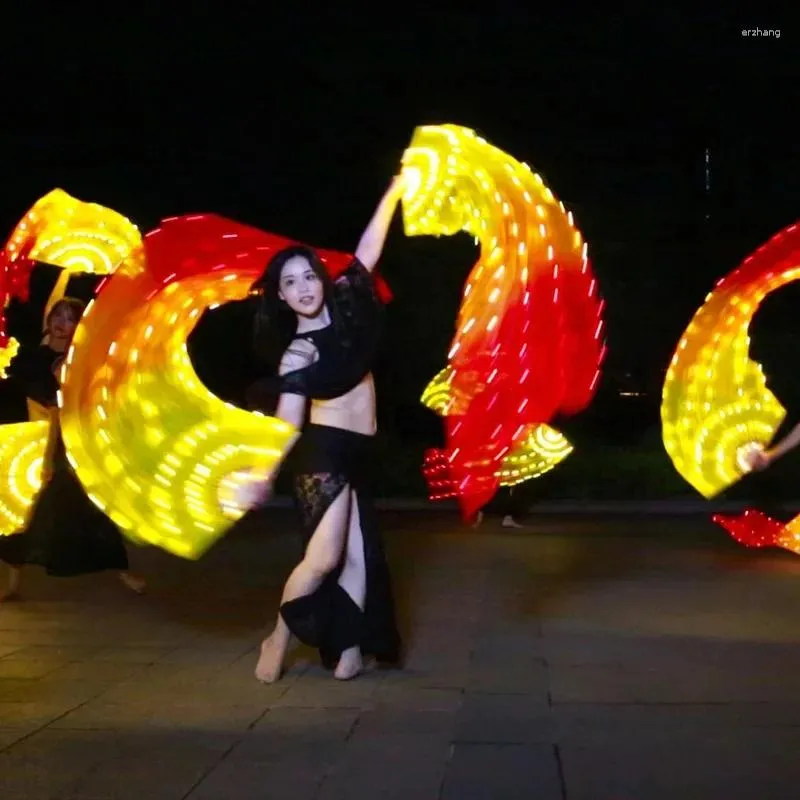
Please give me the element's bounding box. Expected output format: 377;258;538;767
302;548;341;578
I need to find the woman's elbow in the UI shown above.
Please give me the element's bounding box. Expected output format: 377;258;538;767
354;240;378;271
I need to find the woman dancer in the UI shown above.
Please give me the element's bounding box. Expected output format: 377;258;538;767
243;178;404;682
0;298;145;600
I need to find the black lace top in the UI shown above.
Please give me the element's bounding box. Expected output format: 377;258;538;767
267;257;383;402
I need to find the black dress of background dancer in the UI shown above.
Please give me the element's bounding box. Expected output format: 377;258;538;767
0;342;131;579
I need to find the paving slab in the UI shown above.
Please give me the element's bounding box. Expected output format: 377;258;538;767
317;734;451;800
560;733;800;800
441;743;562;800
455;692;553;745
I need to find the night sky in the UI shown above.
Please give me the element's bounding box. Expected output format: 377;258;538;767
1;9;796;440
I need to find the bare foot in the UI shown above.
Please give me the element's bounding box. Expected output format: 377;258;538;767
118;572;146;594
334;646;363;681
254;635;285;684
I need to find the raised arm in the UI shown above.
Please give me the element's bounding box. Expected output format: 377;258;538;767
354;174;406;272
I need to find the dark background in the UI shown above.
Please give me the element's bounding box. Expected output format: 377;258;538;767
0;9;796;482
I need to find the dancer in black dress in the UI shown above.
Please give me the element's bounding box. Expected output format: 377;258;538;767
242;177;405;682
0;298;145;600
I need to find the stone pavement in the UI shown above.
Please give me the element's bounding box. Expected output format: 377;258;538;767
2;510;800;799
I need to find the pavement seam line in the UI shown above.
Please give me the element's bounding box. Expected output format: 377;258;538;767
554;742;568;800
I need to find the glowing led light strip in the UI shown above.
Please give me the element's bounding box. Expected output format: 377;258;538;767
661;222;800;498
0;189;140;533
60;214;358;559
0;422;50;535
403;125;604;514
0;188;140;360
421;366;574;484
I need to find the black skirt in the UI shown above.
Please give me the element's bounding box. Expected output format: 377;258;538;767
0;446;129;577
279;423;401;668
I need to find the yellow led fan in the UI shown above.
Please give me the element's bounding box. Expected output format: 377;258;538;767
406;125;596;486
58;217;308;559
661;222;800;498
0;190;140;535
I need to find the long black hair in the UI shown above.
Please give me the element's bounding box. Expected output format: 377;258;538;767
250;244;340;373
